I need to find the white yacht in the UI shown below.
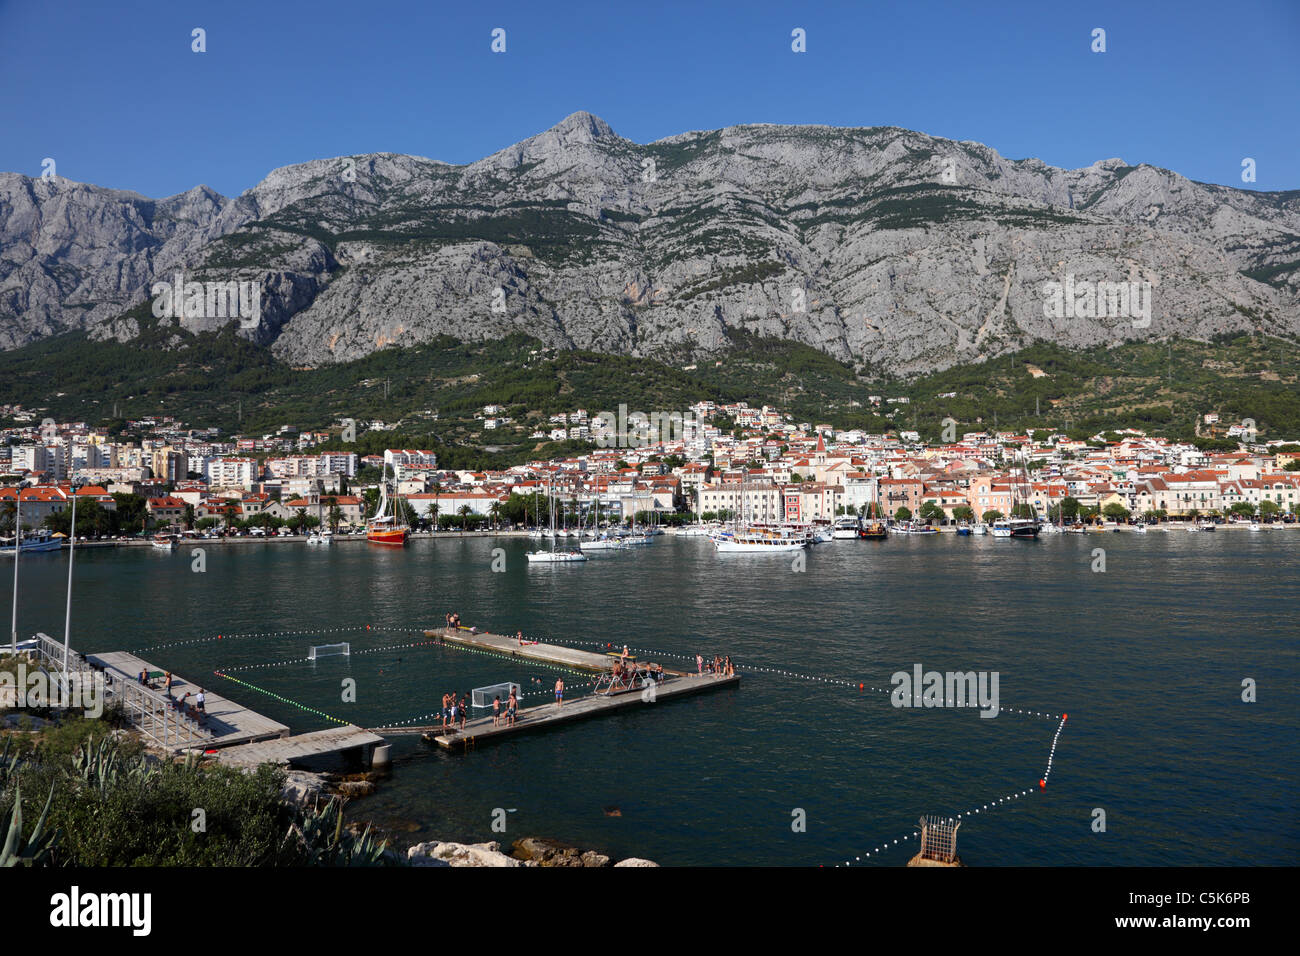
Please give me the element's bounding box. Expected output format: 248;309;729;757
831;517;860;539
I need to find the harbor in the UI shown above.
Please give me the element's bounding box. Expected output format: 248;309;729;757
5;532;1298;866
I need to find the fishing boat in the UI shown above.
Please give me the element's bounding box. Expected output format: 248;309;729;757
150;533;178;551
1133;522;1148;534
971;522;989;536
955;521;972;536
366;459;409;546
990;520;1013;538
0;529;63;555
1196;520;1217;532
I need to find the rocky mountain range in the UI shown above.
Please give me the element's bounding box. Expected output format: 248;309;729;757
2;111;1298;375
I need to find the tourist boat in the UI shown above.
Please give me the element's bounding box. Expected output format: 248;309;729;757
0;529;64;555
1008;518;1039;538
991;517;1038;539
711;526;808;553
366;460;409;546
997;450;1040;538
710;474;809;553
150;533;178;551
971;522;988;536
832;517;860;539
1038;521;1062;535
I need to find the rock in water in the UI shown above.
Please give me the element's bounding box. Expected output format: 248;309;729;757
613;858;659;867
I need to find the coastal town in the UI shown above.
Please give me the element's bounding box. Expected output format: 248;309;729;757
3;399;1298;538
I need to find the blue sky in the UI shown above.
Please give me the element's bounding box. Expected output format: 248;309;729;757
2;0;1297;198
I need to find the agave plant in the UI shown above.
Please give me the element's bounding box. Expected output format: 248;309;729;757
283;796;395;867
71;735;153;799
0;737;22;789
0;783;58;866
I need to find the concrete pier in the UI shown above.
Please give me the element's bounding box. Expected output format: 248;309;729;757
424;626;669;674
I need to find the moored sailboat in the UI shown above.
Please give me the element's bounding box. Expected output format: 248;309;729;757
366;459;409;546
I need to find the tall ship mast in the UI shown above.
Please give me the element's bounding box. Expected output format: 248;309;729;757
366;456;409;546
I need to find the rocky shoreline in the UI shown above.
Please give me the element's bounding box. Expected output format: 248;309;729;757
280;769;655;867
408;837;657;868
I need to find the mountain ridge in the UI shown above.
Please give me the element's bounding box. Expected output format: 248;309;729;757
2;111;1297;371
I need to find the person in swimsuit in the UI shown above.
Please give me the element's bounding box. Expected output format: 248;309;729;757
696;653;703;676
492;695;501;727
458;695;468;731
507;689;518;727
555;678;564;706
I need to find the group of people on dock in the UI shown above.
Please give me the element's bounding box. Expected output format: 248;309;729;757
491;687;520;728
443;612;463;630
599;659;664;695
440;691;469;732
137;668;210;724
695;654;734;678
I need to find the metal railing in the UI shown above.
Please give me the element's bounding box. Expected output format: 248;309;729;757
32;632;211;751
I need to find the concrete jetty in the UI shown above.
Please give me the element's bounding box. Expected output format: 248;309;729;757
85;649;289;748
424;626;666;673
391;629;739;751
213;725;385;770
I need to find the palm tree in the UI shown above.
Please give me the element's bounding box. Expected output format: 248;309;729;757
182;503;196;531
326;497;342;534
488;501;502;530
458;505;472;531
